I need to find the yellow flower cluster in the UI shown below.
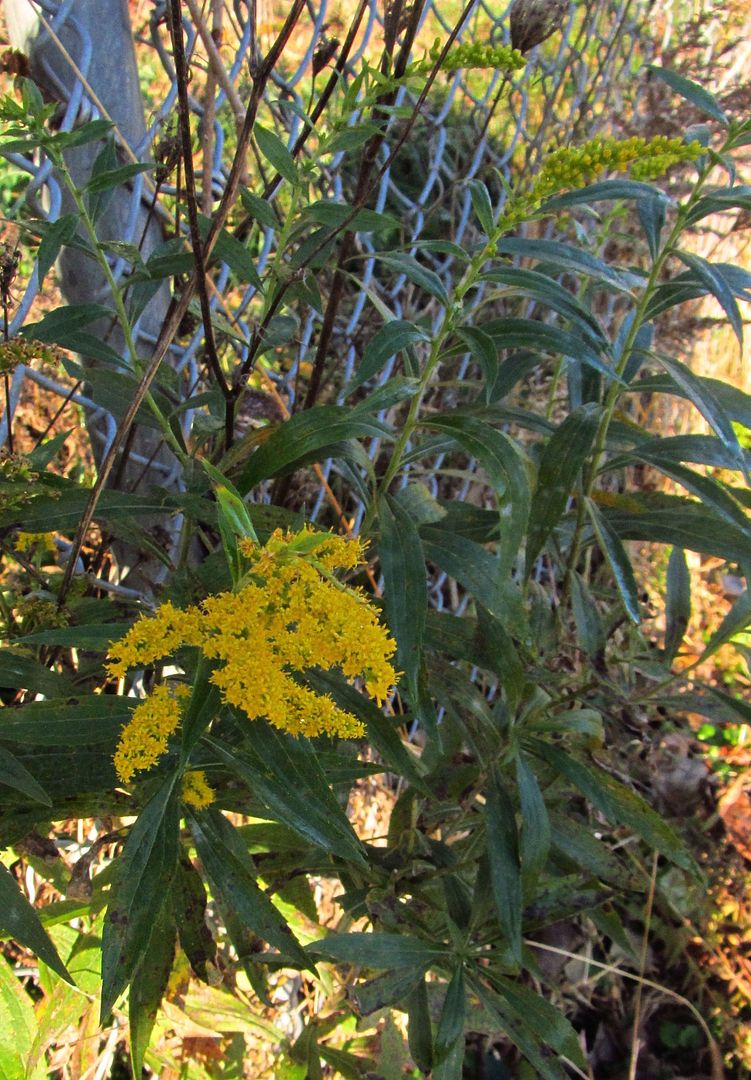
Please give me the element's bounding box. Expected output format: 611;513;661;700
413;38;526;75
531;134;702;200
15;531;54;553
113;683;189;785
181;769;215;810
107;528;398;767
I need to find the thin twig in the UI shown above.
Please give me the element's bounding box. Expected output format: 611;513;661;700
166;0;231;401
183;0;245;129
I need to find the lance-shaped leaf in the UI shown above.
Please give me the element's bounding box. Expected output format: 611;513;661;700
648;66;729;126
307;933;448;969
101;778;180;1019
0;745;50;805
190;810;310;969
526;403;601;574
665;547;691;664
421;412;531;576
0;864;71;984
0;696;132;746
486;772;522;965
208;728;366;864
654;354;745;470
676;250;743;346
348;319;429;393
231;406;391;494
379;493;428;696
587;499;641;624
129;902;176;1077
527;740;696;874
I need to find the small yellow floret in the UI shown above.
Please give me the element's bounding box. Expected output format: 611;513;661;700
181;769;215;810
16;531;54;553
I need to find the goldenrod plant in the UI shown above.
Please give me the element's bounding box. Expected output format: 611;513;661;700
0;3;750;1076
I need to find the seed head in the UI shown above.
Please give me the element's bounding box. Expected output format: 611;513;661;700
510;0;569;54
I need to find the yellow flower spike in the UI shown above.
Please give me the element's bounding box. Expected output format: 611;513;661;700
181;770;215;810
113;683;186;785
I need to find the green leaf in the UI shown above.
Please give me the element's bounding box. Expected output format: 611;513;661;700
587;499;641;624
696;588;751;668
528;741;696;873
197;214;262;288
349;319;428;393
0;649;74;698
52;117;113;148
648;66;729;126
496;237;638;294
129;902;176;1077
526;403;601;573
17;623;130;651
456;326;498;400
231;406;390;494
351;968;427;1016
406;977;433;1074
254;124;297;184
208;730;366;864
516;754;550;888
468;178;495;235
653;355;745;467
173;857;215;981
481;268;607;345
420;413;531;577
307;932;448;969
486;772;522;964
372;253;450;306
190;810;310;968
570;571;605;657
0;864;71;983
36;213;79;288
84;161;153;194
435;968;466;1064
0;696;131;746
303;669;426;790
542;178;660;209
379;494;428;695
676;250;743;346
481;317;618;383
101;777;180;1019
492;976;586;1068
304;200;398;234
240;188;278;228
638;195;667;261
598;492;751;563
0;953;40;1080
476;605;524;708
0;744;50;805
665;547;691;664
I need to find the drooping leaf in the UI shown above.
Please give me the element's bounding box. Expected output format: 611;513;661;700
348;319;428;392
129;902;176;1077
587;498;641;624
495;237;639;294
208;729;366;864
486;772;522;964
434;967;466;1066
190;809;310;968
307;932;448;969
0;696;131;746
100;777;180;1019
420;413;531;577
0;744;50;805
526;403;601;574
676;250;743;346
648;66;729;125
665;547;691;664
516;754;550;888
528;741;696;874
230;406;390;494
378;494;428;697
36;213;79;288
372;253;450;306
0;864;71;983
